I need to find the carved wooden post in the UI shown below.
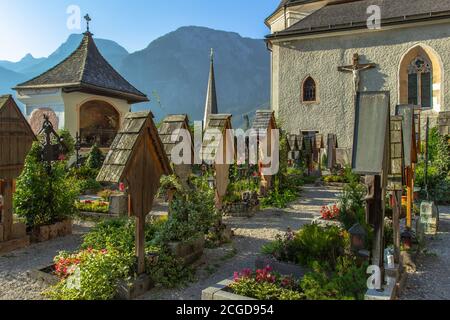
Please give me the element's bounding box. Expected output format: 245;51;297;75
365;175;385;280
392;191;402;264
2;179;13;241
136;214;146;275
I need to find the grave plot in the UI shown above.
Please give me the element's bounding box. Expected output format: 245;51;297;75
0;95;35;254
37;112;230;300
13;112;77;244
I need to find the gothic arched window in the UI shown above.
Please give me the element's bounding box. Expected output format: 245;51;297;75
302;77;317;102
408;56;432;108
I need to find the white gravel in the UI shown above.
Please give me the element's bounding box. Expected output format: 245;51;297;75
400;205;450;300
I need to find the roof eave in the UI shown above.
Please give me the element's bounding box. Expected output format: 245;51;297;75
14;83;149;103
266;10;450;40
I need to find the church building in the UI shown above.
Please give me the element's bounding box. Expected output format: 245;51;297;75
266;0;450;156
13;17;148;148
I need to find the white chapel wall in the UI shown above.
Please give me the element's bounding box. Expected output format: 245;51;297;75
272;22;450;149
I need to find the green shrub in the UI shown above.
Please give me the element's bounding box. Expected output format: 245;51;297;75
293;224;350;269
44;248;135;300
415;128;450;204
14;142;79;227
337;182;367;230
67;166;102;194
261;188;297;209
82;218;165;253
57;129;75;158
153;175;219;243
85;144;105;170
146;249;195;288
300;257;368;300
262;225;350;269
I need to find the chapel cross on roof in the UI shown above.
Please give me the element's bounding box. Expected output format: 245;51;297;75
84;14;92;33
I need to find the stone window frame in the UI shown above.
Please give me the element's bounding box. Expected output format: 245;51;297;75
301;75;319;104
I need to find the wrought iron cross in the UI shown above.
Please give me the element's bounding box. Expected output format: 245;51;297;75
84;14;91;32
338;53;376;95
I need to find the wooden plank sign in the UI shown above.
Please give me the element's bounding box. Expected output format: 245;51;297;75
395;105;418;167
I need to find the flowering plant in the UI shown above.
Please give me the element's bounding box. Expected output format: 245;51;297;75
53;248;108;278
321;204;340;220
230;266;303;300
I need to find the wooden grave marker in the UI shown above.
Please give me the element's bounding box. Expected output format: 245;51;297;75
158;114;193;185
387;115;404;264
252;111;277;192
202;114;233;209
0;95;35;254
395;105;419;230
353;91;390;282
97;111;172;274
327;134;338;170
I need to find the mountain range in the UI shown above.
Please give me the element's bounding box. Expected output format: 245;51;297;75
0;26;270;126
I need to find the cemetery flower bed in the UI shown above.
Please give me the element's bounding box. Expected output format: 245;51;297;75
229;266;304;300
257;224;368;300
42;218;195;300
76;199;109;214
205;256;368;301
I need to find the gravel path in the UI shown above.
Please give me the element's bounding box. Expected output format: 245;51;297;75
401;205;450;300
0;221;95;300
139;185;342;300
0;185;341;300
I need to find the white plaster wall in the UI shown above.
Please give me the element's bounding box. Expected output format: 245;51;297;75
16;88;65;130
272;23;450;149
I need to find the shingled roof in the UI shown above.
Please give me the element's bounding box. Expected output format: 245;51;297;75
158;114;192;162
252;110;276;130
15;32;148;104
0;95;9;109
97;111;171;183
202;114;232;161
267;0;450;39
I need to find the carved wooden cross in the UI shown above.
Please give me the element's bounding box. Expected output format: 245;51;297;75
338;53;376;95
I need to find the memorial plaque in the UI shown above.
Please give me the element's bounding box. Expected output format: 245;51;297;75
352;92;390;175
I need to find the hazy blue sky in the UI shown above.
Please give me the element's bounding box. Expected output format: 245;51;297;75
0;0;279;61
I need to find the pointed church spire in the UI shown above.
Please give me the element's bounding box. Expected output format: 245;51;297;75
203;48;218;128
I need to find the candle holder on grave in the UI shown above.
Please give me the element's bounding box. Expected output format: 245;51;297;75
349;223;367;252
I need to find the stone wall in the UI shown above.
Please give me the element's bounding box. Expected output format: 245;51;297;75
271;22;450;149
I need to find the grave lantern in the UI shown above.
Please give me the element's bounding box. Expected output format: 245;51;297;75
207;176;216;189
349;223;367;252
